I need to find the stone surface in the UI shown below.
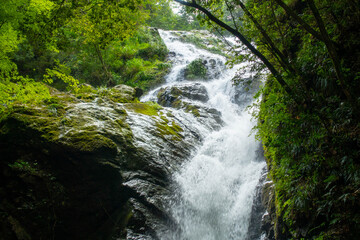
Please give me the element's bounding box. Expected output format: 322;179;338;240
157;83;223;131
0;84;223;239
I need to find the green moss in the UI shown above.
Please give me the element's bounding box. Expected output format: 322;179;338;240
155;120;183;141
76;93;96;101
170;87;182;97
166;112;174;118
10;109;61;142
125;101;162;116
74;84;98;101
171;99;183;108
160;115;169;123
63;131;117;154
183;103;201;117
73;85;139;103
107;86;136;103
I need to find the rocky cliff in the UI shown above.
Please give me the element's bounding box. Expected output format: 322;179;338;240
0;83;222;240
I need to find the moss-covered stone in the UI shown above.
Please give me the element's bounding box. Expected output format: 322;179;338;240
107;85;137;103
0;80;204;240
155;119;183;141
184;58;207;80
125;102;162;116
61;131;118;154
0;86;139;240
183;103;201;117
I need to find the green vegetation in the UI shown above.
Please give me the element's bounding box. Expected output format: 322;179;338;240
147;1;205;30
125;102;163;116
184;59;208;80
177;0;360;239
60;27;170;89
182;102;201;117
0;0;175;121
2;0;360;239
155;117;184;141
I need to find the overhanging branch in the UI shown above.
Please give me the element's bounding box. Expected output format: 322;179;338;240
173;0;297;103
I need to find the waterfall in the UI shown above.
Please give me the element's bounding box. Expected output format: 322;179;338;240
141;30;266;240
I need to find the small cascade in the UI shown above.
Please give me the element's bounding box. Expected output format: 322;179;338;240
139;30;267;240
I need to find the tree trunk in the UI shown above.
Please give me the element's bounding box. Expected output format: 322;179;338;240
94;44;113;84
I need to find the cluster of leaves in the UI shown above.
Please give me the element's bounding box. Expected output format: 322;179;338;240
184;58;207;80
0;75;52;121
0;0;175;119
56;27;170;89
254;78;359;239
147;1;205;30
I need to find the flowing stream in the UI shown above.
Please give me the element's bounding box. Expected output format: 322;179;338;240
141;30;266;240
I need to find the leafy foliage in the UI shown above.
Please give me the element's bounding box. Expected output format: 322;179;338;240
148;0;205;30
0;0;171;117
0;75;52;120
184;58;207;80
244;0;360;238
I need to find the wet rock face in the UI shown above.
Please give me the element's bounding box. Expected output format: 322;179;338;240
157;83;223;130
259;179;291;240
157;83;209;106
232;76;261;105
0;84;224;240
246;169;268;240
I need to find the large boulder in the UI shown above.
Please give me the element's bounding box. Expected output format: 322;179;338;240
157;83;223;130
183;58;225;81
184;59;208;80
0;85;208;240
157;83;209;106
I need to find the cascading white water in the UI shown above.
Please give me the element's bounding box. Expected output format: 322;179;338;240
142;30;266;240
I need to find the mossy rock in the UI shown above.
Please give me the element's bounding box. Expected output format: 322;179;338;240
107;85;137;103
60;131;118;154
155;119;183;141
183;103;201;117
125;102;162;116
74;84;138;103
184;58;207;80
75;84;98;101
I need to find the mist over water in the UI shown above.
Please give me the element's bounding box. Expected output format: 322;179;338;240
142;30;265;240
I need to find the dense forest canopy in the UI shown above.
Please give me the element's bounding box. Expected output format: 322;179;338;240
0;0;203;119
0;0;359;239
